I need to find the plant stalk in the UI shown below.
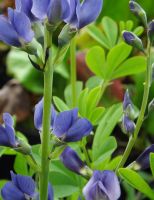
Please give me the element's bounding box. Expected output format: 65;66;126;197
70;37;77;108
116;40;152;172
39;25;53;200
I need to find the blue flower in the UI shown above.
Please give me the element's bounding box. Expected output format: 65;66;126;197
60;146;86;175
1;171;36;200
34;98;56;131
123;90;132;111
47;0;70;24
52;108;93;142
0;8;34;47
135;144;154;170
83;170;121;200
32;0;50;20
15;0;38;21
65;0;103;29
0;113;18;148
122;115;135;135
34;99;93;142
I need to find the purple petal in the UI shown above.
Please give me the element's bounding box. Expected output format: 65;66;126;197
3;113;14;127
78;0;103;29
32;0;50;19
34;98;56;131
0;15;20;46
8;8;34;43
47;0;70;23
11;171;35;197
15;0;37;21
136;144;154;170
123;89;132;110
1;182;25;200
60;147;85;174
122;115;135;134
65;0;79;27
64;118;92;142
0;125;12;147
48;183;54;200
53;108;78;138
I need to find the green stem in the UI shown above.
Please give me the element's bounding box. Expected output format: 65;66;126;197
39;25;53;200
70;37;77;108
116;40;151;172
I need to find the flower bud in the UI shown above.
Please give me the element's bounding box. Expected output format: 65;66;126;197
129;1;147;27
148;20;154;43
58;24;77;48
60;147;92;178
148;98;154;113
132;144;154;170
14;139;32;155
122;31;144;51
121;115;136;135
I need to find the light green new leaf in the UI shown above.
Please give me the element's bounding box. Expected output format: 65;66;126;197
78;88;89;117
92;136;117;167
53;96;69;112
150;153;154;177
119;168;154;200
89;107;105;125
86;46;105;78
87;25;110;49
106;43;132;78
102;17;118;48
112;56;146;79
14;154;28;175
93;104;122;152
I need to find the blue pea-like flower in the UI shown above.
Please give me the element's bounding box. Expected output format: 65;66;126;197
0;8;34;47
83;170;121;200
122;115;135;135
65;0;103;29
34;98;56;131
47;0;70;24
52;108;92;142
1;171;36;200
60;146;86;175
135;144;154;170
0;113;18;148
15;0;38;21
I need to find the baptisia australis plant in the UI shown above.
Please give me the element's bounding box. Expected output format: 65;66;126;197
0;0;104;200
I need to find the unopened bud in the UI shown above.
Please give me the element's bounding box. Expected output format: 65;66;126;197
148;20;154;43
121;115;136;135
122;31;144;51
129;1;147;27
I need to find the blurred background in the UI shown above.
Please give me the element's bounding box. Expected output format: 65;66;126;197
0;0;154;198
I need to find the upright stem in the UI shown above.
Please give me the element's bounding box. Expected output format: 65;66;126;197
70;37;77;108
39;25;53;200
116;40;151;172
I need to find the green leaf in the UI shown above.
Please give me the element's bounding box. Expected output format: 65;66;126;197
78;88;89;117
101;17;118;48
86;86;101;116
49;160;82;198
86;46;105;78
93;104;122;150
64;81;83;107
87;25;110;49
53;96;69;112
112;56;146;79
106;43;132;78
89;107;105;125
119;168;154;200
7;49;44;94
92;136;117;167
14;154;28;175
150;153;154;177
86;76;102;90
105;156;123;170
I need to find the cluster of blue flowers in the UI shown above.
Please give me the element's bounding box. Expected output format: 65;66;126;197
0;0;102;47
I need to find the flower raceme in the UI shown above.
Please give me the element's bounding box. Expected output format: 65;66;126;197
83;170;121;200
1;172;54;200
34;99;93;142
0;8;34;47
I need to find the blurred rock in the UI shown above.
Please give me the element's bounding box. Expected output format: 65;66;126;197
0;79;31;122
